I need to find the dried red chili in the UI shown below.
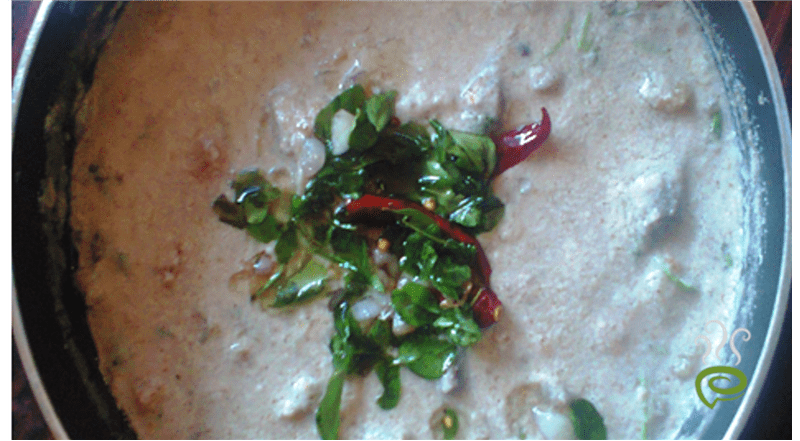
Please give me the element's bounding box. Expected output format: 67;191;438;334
342;108;551;328
492;107;551;177
471;287;502;328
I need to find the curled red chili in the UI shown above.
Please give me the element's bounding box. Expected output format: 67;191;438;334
344;194;491;280
342;108;552;329
492;107;551;177
472;287;502;328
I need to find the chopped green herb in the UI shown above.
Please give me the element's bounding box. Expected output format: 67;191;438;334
662;266;696;292
577;11;594;52
212;194;247;228
347;107;380;153
710;110;722;139
544;17;572;58
213;169;283;238
442;408;459;440
366;318;393;350
246;215;281;243
568;398;607;440
443;128;497;180
723;253;734;268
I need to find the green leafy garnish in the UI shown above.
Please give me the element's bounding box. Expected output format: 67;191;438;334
316;370;346;440
433;308;482;347
314;84;367;145
432;122;497;180
216;85;512;439
544;17;572;58
710;110;722;139
577;11;594;52
396;334;458;379
399;231;474;300
246;215;280;243
365;90;398;133
275;224;299;264
449;195;504;234
375;359;401;410
568;398;607;440
391;281;442;327
662;265;696;292
442;408;459;440
270;259;328;307
213;169;283;232
347;107;380;153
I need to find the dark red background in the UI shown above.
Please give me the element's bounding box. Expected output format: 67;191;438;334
11;2;791;439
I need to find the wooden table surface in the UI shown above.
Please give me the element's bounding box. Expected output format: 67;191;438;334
12;2;791;439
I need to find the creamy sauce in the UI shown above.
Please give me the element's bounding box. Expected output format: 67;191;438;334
70;3;747;439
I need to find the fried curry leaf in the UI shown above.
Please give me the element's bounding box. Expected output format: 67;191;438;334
398;230;475;301
448;195;505;233
391;281;442;327
275;224;299;264
330;228;371;274
231;169;271;199
430;120;496;180
326;228;384;292
375;359;402;410
569;398;608;440
396;334;457;379
213;170;285;241
430;256;472;300
433;308;482;347
348;107;379;152
316;370;346;440
271;259;329;307
366;90;398;133
246;215;281;243
330;304;359;368
448;130;497;180
366;318;392;347
314;84;367;145
212;194;247;228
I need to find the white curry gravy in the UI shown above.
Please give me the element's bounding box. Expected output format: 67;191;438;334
70;2;747;439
